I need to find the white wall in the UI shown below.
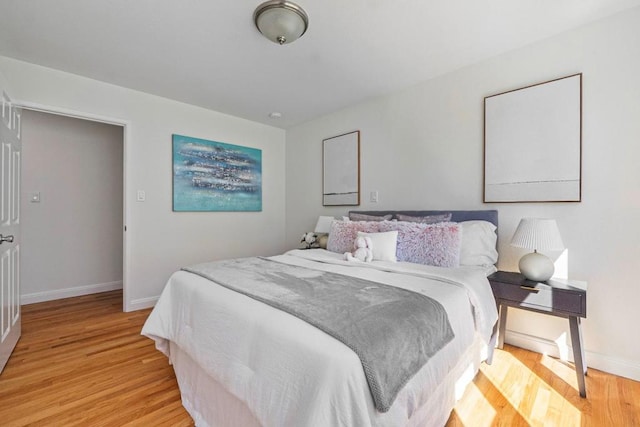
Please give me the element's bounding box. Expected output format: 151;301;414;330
0;70;10;97
20;110;124;303
286;8;640;380
0;56;287;311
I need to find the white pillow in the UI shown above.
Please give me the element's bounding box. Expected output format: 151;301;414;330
357;231;398;262
459;221;498;266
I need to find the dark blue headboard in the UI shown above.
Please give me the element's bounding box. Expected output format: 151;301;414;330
348;210;498;228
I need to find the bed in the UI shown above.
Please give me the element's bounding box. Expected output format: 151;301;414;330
142;210;500;427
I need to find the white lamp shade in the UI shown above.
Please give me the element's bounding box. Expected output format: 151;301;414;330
314;216;334;234
254;1;309;45
510;218;564;251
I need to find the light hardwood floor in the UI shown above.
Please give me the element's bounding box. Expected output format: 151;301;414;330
0;290;638;426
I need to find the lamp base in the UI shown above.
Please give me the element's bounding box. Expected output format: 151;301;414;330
317;234;329;249
518;251;554;282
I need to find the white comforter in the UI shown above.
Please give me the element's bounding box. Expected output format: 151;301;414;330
142;250;498;427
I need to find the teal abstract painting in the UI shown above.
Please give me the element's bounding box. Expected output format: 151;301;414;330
172;134;262;211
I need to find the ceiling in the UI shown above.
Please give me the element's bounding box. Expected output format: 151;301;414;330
1;0;639;129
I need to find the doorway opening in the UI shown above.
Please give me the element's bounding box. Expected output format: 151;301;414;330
19;105;128;311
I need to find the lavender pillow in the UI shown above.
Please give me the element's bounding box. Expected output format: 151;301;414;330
394;213;452;224
327;220;381;254
379;221;462;267
349;213;393;222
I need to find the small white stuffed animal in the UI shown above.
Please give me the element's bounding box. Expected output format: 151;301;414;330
344;236;373;262
301;232;318;249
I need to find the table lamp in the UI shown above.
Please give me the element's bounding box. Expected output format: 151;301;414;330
314;216;334;249
510;218;564;282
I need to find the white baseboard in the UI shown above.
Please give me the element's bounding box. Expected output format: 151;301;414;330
21;281;123;305
505;329;640;382
127;295;159;312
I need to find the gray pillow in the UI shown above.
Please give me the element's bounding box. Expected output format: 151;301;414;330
349;213;393;222
395;213;452;224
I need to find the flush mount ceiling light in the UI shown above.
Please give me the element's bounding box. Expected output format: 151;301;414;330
254;1;309;45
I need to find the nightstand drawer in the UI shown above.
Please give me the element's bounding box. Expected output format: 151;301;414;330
491;280;586;317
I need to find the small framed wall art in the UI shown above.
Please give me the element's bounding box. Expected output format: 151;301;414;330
323;130;360;206
172;134;262;211
484;73;582;203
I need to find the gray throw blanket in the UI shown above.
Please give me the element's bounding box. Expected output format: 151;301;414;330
183;257;454;412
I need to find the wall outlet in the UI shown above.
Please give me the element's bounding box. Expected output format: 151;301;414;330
370;191;379;203
30;192;41;203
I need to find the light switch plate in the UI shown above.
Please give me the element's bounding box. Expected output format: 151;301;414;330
30;192;41;203
370;191;379;203
136;190;146;202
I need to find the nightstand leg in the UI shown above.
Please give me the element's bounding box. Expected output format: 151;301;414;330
569;316;587;397
497;304;507;350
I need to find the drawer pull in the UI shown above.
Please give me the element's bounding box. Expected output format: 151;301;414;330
520;285;539;293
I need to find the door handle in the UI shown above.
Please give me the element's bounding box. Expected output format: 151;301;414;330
0;234;14;244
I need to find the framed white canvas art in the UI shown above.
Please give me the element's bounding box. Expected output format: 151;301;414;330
484;74;582;203
323;130;360;206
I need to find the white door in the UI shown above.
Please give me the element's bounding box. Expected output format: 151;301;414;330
0;92;21;374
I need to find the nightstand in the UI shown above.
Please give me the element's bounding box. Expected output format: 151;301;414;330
488;271;588;397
